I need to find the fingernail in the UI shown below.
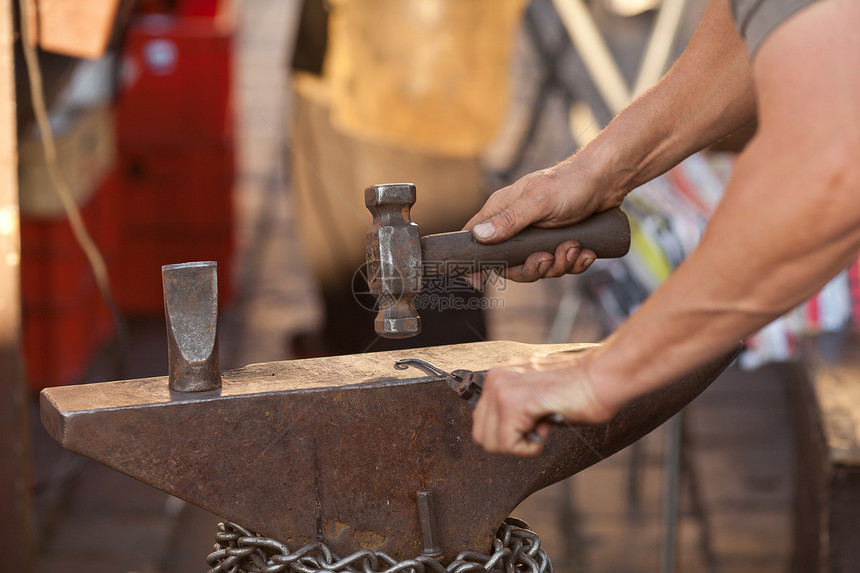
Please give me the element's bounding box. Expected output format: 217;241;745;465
566;246;579;263
582;257;594;269
473;222;496;240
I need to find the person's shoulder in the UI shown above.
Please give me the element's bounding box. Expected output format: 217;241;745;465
729;0;824;58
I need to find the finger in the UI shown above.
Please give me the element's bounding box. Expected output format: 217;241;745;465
500;253;553;283
532;346;595;368
462;184;517;232
529;354;580;370
496;402;544;456
529;355;575;370
542;241;582;278
462;270;485;290
472;388;489;446
473;369;503;450
505;358;532;373
502;395;549;456
471;397;486;445
571;248;597;274
471;199;548;244
530;422;553;445
468;178;554;244
482;367;535;453
508;432;544;457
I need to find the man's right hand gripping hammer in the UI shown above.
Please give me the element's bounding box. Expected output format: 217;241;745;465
365;183;631;338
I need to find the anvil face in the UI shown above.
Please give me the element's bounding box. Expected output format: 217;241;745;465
40;341;734;560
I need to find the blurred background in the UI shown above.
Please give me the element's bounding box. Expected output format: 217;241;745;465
3;0;856;571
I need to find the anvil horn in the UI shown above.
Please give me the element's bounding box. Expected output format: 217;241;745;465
40;341;736;560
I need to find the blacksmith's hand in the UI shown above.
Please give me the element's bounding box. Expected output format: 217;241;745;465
471;351;614;457
462;160;624;288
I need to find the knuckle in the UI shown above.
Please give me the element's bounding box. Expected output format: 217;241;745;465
528;168;559;189
498;207;519;231
544;262;566;278
497;391;520;411
483;371;502;392
542;260;565;278
522;169;557;202
517;443;542;457
482;192;505;212
513;265;538;283
502;268;523;283
583;406;614;425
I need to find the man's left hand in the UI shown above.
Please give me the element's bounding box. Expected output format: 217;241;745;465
472;351;614;456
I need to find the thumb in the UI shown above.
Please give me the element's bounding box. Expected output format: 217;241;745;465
471;202;545;244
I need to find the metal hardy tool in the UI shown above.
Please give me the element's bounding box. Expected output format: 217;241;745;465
39;259;740;562
364;183;631;339
162;261;221;393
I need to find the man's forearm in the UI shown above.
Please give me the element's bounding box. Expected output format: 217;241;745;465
585;0;860;412
590;143;860;411
470;0;860;456
590;122;860;414
567;0;756;200
463;2;755;249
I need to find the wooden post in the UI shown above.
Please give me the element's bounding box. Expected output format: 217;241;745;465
794;332;860;572
0;0;35;569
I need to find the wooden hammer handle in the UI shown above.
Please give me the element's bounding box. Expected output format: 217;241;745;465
420;208;630;273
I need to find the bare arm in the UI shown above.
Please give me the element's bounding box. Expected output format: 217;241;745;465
473;0;860;455
588;0;860;411
463;0;755;282
576;0;757;198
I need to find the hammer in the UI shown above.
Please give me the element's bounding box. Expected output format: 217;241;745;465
365;183;631;338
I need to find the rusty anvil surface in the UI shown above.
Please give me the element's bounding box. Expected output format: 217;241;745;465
40;341;734;561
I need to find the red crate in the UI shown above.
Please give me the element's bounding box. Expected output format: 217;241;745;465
117;14;234;146
21;171;121;308
21;171;120;391
117;141;235;232
111;139;235;315
111;228;235;316
22;282;114;393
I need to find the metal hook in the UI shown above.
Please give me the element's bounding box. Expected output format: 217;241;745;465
393;359;449;378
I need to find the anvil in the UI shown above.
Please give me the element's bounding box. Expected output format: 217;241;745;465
40;341;735;561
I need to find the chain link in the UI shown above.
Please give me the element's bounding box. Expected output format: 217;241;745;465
206;518;552;573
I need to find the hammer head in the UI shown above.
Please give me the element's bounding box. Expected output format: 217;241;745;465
365;183;422;338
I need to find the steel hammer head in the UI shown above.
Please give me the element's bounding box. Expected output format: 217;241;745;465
365;183;422;338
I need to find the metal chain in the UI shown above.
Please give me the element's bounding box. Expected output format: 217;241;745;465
206;518;552;573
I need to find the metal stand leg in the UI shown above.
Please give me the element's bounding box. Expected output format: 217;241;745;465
626;440;643;514
681;412;718;573
660;409;719;573
659;413;682;573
